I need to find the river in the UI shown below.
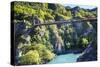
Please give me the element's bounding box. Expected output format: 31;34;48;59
48;53;82;64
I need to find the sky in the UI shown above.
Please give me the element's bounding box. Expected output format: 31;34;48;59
63;4;97;9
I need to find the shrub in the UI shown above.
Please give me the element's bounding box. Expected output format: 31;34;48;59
82;38;89;48
54;13;68;21
42;49;55;61
66;42;71;49
20;43;55;64
19;50;41;65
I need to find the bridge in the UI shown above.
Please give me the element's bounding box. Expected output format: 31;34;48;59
14;18;97;27
34;18;97;26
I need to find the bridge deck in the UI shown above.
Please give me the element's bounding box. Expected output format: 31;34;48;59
34;18;97;26
13;18;97;27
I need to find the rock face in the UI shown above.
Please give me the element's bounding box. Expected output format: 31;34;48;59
55;40;64;54
15;22;26;35
15;21;32;64
54;34;65;54
77;39;97;61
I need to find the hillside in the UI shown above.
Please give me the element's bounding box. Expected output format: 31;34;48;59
11;1;97;65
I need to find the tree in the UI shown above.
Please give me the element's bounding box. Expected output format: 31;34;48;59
19;50;41;65
42;49;55;61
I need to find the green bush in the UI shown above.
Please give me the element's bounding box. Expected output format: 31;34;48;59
14;5;36;15
43;50;55;61
82;38;89;48
19;50;41;65
55;13;68;21
20;43;55;64
33;44;55;62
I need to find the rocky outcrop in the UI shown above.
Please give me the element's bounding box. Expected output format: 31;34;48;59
14;21;32;64
54;34;65;54
77;39;97;61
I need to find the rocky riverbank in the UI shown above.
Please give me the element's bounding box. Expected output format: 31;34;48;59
77;39;97;62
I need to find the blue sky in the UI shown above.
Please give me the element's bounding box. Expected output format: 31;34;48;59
63;4;96;9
